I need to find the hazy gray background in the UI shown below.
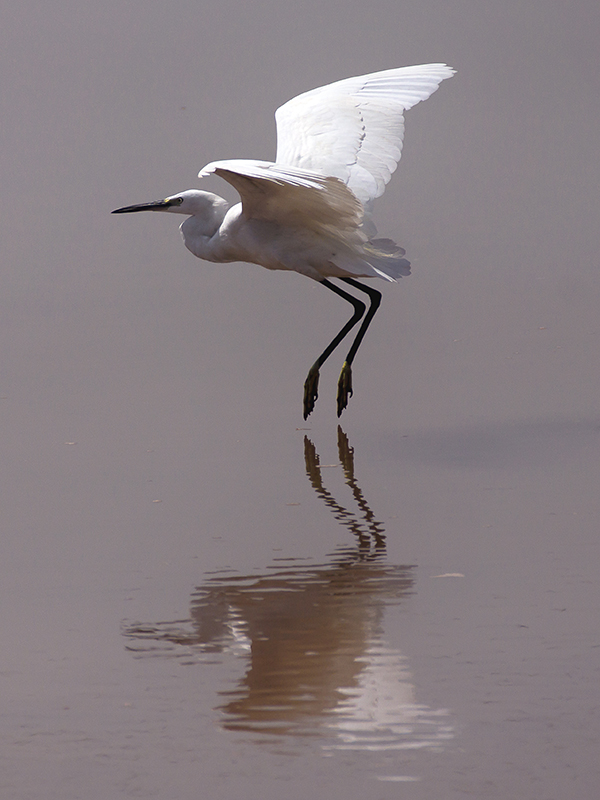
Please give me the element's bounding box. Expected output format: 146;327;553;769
1;1;599;798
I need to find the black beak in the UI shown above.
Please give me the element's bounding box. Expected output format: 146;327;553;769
112;200;172;214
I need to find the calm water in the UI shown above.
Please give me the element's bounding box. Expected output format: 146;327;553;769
1;2;600;798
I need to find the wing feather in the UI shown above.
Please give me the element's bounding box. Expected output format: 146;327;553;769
275;64;455;205
199;159;364;242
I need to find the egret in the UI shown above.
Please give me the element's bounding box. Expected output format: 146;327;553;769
113;64;455;418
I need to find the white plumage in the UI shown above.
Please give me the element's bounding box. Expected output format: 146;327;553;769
274;63;454;204
113;64;455;417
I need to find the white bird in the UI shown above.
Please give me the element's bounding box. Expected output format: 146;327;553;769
113;64;455;418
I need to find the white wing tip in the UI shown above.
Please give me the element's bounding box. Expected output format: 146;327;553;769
429;63;456;80
199;160;228;178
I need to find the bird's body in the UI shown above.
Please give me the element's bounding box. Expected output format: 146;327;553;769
113;64;455;417
175;189;401;282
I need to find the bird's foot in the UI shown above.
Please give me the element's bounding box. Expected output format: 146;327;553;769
303;365;320;419
337;362;353;417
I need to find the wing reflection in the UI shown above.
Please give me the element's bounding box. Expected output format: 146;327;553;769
124;428;453;751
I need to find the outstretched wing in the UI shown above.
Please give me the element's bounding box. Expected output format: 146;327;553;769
199;159;364;243
275;64;455;206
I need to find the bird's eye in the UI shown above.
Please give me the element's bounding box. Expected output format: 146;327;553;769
176;197;184;205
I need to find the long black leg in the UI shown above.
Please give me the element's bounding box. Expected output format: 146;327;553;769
303;279;366;420
336;278;382;417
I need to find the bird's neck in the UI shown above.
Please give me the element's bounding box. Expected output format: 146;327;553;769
180;204;229;261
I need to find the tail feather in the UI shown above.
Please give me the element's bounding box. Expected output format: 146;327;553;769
363;238;411;280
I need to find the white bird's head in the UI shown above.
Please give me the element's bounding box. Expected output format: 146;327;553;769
112;189;228;218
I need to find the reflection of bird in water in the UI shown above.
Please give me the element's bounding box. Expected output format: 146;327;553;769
124;430;453;750
113;65;454;418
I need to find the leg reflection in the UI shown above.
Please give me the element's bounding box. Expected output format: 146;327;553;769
304;426;385;553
